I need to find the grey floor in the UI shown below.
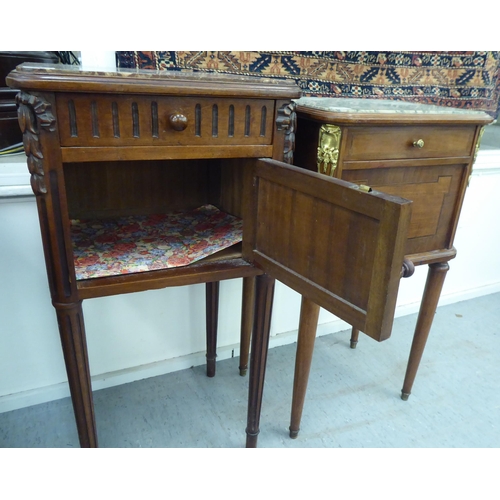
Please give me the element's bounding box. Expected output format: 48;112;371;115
1;292;499;448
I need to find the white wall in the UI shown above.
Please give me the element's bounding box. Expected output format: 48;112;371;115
1;52;499;412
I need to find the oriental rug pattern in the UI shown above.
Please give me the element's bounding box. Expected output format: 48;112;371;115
116;51;500;118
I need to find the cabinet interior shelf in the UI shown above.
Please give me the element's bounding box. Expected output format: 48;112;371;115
70;205;251;299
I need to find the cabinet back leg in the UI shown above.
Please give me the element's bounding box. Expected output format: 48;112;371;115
205;281;220;378
239;276;255;376
289;297;320;438
350;327;359;349
401;262;450;400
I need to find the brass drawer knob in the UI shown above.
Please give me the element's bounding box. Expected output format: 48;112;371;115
413;139;425;148
169;113;188;131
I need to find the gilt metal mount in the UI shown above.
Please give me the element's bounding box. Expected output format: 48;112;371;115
317;124;342;177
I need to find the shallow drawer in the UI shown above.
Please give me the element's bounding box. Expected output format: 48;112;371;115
343;125;475;161
56;94;275;147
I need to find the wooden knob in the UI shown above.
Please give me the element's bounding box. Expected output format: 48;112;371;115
169;113;188;131
401;259;415;278
413;139;425;148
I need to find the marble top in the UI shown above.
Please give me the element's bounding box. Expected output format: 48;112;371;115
14;62;298;87
294;97;490;116
7;63;301;98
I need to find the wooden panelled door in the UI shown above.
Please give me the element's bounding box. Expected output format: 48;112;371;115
243;158;413;447
245;158;412;340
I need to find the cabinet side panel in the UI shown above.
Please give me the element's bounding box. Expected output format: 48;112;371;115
218;159;246;219
342;162;467;254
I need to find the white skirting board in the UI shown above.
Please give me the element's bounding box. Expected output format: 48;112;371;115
1;280;499;414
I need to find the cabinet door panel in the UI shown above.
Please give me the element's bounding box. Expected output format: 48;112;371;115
246;159;412;341
341;162;468;255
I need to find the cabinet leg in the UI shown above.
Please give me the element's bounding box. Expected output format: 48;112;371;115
239;276;255;376
401;262;450;400
289;297;321;439
54;301;97;448
245;274;275;448
205;281;219;378
350;327;360;349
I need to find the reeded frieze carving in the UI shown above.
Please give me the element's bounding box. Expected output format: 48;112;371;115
16;92;56;195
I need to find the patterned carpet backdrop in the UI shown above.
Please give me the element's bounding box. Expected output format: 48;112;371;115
115;51;500;118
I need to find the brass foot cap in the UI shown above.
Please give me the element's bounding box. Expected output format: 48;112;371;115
401;392;410;401
245;430;259;448
350;341;358;349
289;428;299;439
239;368;247;377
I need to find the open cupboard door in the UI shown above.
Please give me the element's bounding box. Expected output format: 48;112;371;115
243;158;412;342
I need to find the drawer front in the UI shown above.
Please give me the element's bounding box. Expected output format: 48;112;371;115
343;125;475;161
56;94;275;147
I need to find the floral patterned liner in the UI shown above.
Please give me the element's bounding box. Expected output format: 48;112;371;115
71;204;243;280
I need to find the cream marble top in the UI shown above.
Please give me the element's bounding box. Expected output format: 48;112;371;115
6;63;301;100
294;97;490;117
11;63;300;90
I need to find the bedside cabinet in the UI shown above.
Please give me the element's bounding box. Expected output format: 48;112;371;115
285;97;492;438
7;65;412;447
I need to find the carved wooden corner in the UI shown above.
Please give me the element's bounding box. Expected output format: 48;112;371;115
16;91;56;196
276;102;297;164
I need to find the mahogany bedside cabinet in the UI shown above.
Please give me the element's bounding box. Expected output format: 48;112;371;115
281;97;492;438
8;64;412;448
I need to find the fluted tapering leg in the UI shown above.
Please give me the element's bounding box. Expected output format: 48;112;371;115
245;274;275;448
54;301;97;448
